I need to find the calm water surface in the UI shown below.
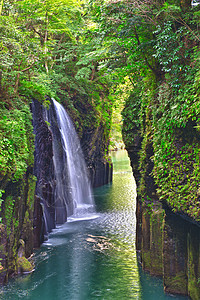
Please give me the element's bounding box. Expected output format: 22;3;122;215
0;150;188;299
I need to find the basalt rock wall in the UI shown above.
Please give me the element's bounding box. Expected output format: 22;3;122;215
31;99;56;246
122;82;200;298
137;201;200;299
0;169;36;284
80;125;113;188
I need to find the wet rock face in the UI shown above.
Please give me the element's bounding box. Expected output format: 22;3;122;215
188;226;200;300
81;124;113;188
125;136;142;187
31;99;56;245
90;161;113;188
137;201;200;298
137;201;164;277
0;172;36;283
163;213;188;295
60;93;113;189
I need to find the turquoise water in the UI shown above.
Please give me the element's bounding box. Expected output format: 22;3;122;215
0;151;188;299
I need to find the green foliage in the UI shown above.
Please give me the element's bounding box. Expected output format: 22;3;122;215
150;38;200;219
27;175;37;208
0;0;84;99
109;81;129;150
0;105;34;181
93;0;200;221
19;79;54;102
0;0;114;147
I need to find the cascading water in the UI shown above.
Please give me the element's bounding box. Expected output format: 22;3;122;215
45;99;95;226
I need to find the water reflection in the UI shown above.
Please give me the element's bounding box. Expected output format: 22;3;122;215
0;150;188;299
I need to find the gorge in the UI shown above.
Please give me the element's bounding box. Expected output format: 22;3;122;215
0;0;200;299
0;150;193;300
0;97;200;298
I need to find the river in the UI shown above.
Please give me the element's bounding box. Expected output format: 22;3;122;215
0;150;189;299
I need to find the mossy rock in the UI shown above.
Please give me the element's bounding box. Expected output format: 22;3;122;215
17;257;34;274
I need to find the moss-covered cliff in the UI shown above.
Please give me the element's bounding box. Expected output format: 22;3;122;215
0;94;35;283
123;70;200;224
120;3;200;224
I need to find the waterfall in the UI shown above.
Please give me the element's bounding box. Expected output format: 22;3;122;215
45;99;94;225
32;98;95;241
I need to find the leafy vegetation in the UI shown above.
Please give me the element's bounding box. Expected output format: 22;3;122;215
0;0;115;175
0;107;34;181
0;0;200;253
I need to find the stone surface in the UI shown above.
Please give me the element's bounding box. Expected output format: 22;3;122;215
17;257;34;274
137;201;200;298
32;99;56;244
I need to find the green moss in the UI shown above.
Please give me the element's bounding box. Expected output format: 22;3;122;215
164;272;188;294
17;257;33;274
27;175;37;208
140;205;164;276
142;252;151;272
4;196;15;236
123;64;200;223
188;279;200;300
